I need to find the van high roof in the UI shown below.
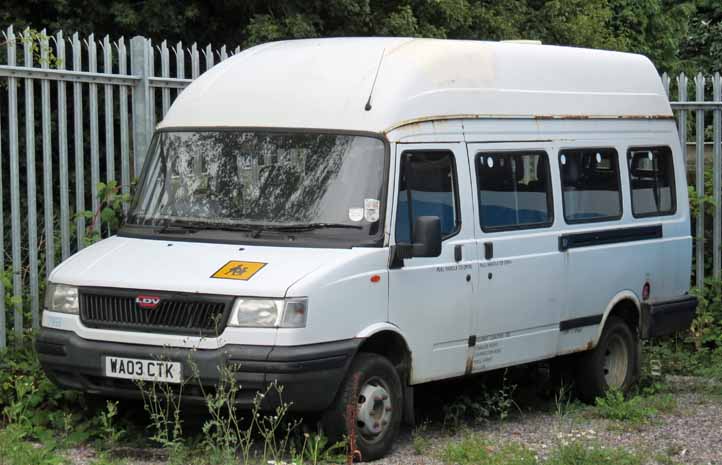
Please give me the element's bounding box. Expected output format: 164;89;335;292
159;37;672;134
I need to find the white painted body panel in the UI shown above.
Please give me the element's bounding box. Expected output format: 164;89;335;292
48;236;389;348
387;142;477;384
159;38;670;134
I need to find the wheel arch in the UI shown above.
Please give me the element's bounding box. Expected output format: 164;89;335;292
355;323;412;374
594;290;642;347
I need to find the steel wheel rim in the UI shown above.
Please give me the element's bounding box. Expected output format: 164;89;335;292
603;333;629;388
356;376;393;443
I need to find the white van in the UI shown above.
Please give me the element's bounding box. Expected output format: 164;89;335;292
38;38;698;459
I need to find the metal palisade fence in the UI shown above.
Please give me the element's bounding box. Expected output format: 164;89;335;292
1;26;721;348
662;73;722;289
0;25;241;348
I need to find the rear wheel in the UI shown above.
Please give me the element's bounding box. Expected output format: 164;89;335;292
321;353;403;462
575;316;639;403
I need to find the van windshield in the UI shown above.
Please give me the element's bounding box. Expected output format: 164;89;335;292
124;130;387;246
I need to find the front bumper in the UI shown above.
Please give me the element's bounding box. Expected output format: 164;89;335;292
36;328;360;412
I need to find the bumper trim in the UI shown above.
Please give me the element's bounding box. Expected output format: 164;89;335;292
641;294;698;339
36;328;360;411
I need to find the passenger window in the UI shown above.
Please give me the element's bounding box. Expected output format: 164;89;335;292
627;147;676;217
476;152;553;231
559;148;622;223
395;151;459;242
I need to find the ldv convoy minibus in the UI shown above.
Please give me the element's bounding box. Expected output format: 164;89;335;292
38;38;698;459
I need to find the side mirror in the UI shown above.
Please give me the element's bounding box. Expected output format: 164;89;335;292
390;216;442;267
411;216;442;257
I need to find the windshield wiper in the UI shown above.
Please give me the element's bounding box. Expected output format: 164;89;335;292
260;222;363;232
153;224;198;234
154;221;259;234
153;221;362;237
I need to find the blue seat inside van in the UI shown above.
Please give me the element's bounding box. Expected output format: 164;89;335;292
480;205;548;228
395;195;455;242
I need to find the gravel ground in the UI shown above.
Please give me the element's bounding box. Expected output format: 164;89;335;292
371;376;722;465
61;376;722;465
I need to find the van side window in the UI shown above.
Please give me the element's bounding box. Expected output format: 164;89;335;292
559;148;622;223
395;151;459;242
476;152;553;231
627;146;676;217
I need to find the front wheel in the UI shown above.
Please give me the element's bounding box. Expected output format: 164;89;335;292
575;316;639;403
321;353;403;462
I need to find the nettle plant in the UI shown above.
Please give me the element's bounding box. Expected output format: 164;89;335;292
77;181;133;246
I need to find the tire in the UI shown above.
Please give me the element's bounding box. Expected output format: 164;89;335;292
575;316;639;403
321;353;403;462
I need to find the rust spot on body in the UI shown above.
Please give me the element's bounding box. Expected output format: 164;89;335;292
386;113;674;133
465;352;474;375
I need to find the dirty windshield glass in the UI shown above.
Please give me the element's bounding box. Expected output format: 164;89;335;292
126;131;387;244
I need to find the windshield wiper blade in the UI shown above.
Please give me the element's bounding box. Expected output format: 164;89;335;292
154;221;259;234
185;223;260;232
154;224;198;234
153;221;361;236
262;222;363;232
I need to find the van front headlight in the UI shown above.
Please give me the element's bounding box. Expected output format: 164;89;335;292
44;283;79;314
227;297;308;328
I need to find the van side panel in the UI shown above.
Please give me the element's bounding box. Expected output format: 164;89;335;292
400;118;692;364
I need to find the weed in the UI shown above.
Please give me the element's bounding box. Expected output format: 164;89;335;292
412;421;431;455
440;434;537;465
546;441;642;465
642;393;677;413
554;382;575;418
135;368;186;463
442;371;519;431
195;363;246;465
0;425;67;465
77;180;133;245
255;382;299;463
593;389;656;426
0;345;78;441
97;401;125;448
442;401;467;433
291;432;346;465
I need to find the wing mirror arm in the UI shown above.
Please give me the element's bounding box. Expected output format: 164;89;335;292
390;216;442;268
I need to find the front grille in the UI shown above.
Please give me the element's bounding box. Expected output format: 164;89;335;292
79;289;233;336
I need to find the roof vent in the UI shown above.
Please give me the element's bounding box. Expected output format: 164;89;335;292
501;40;542;45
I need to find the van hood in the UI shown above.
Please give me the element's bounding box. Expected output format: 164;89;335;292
49;236;360;297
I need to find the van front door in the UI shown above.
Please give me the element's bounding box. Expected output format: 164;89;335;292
467;143;563;372
388;144;476;384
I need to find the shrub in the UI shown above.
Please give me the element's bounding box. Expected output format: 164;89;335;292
442;370;518;431
0;344;81;443
690;279;722;350
0;425;67;465
593;389;656;425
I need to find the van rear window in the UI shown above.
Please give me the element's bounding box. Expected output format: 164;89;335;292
559;148;622;223
476;151;553;231
627;146;676;217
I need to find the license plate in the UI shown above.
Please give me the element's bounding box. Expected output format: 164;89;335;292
104;356;181;384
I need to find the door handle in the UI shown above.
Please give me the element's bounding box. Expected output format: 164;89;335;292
454;244;463;262
484;242;493;260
